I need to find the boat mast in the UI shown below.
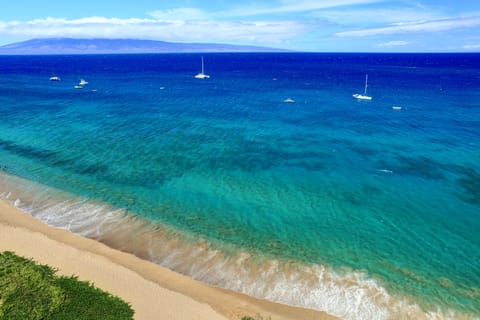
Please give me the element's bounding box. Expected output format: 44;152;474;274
364;74;368;95
201;57;204;74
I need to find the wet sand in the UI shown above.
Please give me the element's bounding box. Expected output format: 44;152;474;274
0;199;338;320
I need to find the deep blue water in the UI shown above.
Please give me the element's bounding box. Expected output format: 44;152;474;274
0;53;479;319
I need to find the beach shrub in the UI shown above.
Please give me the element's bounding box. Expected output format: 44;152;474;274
0;251;134;320
241;315;272;320
0;251;64;320
51;276;134;320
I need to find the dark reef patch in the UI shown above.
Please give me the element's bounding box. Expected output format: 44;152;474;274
455;168;480;206
378;155;446;180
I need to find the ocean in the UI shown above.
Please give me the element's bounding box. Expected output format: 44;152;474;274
0;53;479;319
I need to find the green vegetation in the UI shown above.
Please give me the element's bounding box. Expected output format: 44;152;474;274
0;251;134;320
241;315;272;320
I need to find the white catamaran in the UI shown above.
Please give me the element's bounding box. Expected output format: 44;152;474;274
353;74;372;100
194;57;210;79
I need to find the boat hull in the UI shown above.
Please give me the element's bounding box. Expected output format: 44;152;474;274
353;93;372;100
195;73;210;79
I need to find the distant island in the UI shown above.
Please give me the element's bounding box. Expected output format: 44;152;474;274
0;38;290;54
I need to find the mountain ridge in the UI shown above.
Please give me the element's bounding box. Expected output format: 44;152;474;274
0;38;290;54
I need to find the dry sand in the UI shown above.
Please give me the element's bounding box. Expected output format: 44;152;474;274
0;199;338;320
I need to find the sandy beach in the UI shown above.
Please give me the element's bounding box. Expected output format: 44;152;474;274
0;198;338;320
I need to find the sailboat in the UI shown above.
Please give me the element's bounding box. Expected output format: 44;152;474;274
194;57;210;79
353;74;372;100
49;69;61;81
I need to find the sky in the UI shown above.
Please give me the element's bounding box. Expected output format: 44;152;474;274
0;0;479;52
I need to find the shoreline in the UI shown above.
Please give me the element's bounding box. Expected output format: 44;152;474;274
0;198;338;320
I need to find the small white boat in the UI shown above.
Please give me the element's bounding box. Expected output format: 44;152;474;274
284;98;295;103
352;93;372;100
392;106;402;110
74;85;83;89
49;76;61;81
353;74;372;100
194;57;210;79
79;79;88;85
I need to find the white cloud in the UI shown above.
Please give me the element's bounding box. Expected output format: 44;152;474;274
275;0;383;12
0;16;307;45
463;44;480;49
336;16;480;37
225;0;383;17
144;0;384;22
377;40;409;47
148;8;209;21
314;8;446;25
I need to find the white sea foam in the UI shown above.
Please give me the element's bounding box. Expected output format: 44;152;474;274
0;172;476;320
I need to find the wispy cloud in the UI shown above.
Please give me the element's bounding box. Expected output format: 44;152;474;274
148;8;209;21
463;44;480;50
0;16;307;44
145;0;385;21
313;7;446;25
278;0;384;12
336;16;480;37
222;0;383;17
377;40;409;47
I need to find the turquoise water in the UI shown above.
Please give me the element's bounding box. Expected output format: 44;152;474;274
0;53;479;319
